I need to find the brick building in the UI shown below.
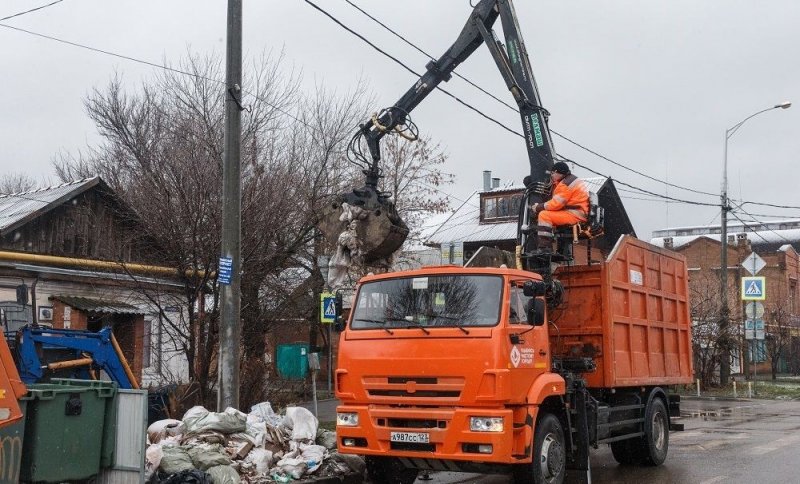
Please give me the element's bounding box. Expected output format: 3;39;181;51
652;220;800;377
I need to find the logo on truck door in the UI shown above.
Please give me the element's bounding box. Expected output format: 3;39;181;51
510;346;535;368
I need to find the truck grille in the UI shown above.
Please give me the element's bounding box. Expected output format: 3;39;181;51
391;442;435;452
363;376;465;400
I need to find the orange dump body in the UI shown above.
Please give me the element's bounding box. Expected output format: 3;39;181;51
0;335;26;428
551;235;693;388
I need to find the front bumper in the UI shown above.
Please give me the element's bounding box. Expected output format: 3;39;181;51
336;404;533;465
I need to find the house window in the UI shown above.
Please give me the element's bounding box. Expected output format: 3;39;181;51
481;193;523;222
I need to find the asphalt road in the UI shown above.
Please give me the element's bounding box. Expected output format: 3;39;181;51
308;398;800;484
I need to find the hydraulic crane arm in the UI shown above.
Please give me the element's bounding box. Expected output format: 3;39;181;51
324;0;556;274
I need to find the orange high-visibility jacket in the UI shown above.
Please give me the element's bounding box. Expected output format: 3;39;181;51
543;174;589;220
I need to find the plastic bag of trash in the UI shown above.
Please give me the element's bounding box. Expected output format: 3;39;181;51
316;428;337;450
206;465;240;484
244;415;267;447
299;444;327;473
274;457;308;480
186;443;231;470
330;452;366;475
183;406;210;422
145;444;163;481
249;401;283;427
149;419;185;444
159;445;194;474
184;407;247;436
158;469;212;484
281;407;318;442
244;448;273;474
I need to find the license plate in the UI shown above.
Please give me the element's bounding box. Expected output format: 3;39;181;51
390;431;430;443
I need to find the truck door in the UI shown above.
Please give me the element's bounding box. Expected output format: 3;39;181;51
506;280;549;401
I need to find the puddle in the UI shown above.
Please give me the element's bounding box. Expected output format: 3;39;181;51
680;405;758;421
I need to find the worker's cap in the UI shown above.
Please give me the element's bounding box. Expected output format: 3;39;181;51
551;161;571;175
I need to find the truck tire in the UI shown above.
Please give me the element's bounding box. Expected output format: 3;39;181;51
365;456;418;484
610;438;642;465
641;397;669;466
610;397;669;466
513;412;566;484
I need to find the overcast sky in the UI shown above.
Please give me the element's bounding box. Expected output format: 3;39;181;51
1;0;798;239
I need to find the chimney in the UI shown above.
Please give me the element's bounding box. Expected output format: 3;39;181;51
727;235;736;245
736;233;748;247
492;177;500;189
483;170;492;191
663;237;673;250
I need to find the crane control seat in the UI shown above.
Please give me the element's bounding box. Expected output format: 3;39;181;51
553;193;605;259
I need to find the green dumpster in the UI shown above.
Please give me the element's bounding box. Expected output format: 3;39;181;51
20;382;116;482
277;343;310;380
0;400;26;484
51;379;118;468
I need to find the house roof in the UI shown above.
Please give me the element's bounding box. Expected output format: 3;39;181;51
0;177;102;235
50;295;142;315
425;177;635;248
651;229;800;253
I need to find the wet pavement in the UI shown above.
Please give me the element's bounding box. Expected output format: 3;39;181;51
310;398;800;483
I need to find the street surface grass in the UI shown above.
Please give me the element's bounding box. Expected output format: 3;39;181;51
680;379;800;400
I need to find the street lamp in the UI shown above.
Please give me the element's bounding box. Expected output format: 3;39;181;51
719;101;791;385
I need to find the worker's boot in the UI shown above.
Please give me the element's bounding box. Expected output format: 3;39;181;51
535;226;554;254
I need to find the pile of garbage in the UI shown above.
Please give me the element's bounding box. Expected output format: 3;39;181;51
145;403;365;483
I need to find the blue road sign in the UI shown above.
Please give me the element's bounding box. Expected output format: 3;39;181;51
218;256;233;285
741;276;765;301
320;292;336;323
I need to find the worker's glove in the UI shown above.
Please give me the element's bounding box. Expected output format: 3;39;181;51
531;203;545;214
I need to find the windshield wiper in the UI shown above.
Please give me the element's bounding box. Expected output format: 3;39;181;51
403;321;430;335
352;318;394;334
426;313;470;335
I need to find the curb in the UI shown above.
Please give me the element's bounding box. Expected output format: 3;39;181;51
679;395;753;402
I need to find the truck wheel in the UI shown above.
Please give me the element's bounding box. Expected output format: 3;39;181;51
513;412;566;484
610;438;642;465
365;456;418;484
611;397;669;466
641;397;669;466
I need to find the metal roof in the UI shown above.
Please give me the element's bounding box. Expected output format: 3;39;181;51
426;177;609;246
0;177;100;234
50;295;142;315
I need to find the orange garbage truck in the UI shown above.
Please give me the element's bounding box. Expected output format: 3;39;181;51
335;236;692;483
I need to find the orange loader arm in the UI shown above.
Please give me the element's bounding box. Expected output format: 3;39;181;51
0;336;26;428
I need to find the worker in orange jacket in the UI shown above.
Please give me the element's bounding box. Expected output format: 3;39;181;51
530;161;589;251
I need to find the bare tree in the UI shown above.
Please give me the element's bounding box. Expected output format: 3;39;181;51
0;172;39;193
689;271;730;386
379;134;453;243
765;292;794;380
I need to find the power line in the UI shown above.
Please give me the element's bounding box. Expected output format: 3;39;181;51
0;0;63;22
561;157;720;207
341;0;721;200
0;22;323;135
304;0;522;140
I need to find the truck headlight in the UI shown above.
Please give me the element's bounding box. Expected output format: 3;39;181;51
470;416;504;432
337;412;359;427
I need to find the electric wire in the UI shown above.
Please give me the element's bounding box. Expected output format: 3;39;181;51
341;0;722;200
0;0;63;22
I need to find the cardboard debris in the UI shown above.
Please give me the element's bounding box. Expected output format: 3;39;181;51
149;403;364;483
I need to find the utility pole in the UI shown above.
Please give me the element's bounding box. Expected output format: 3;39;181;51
719;101;791;386
719;133;731;386
218;0;243;411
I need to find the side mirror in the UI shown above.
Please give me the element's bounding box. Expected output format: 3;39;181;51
334;293;345;332
522;280;546;297
527;298;546;326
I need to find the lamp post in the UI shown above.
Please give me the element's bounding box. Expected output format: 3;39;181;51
719;101;791;385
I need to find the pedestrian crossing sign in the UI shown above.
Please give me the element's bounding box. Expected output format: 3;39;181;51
741;276;766;301
320;292;336;323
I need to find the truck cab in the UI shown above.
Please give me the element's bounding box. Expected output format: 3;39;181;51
335;266;567;482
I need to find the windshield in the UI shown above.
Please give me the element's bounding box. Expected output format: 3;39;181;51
351;274;503;330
